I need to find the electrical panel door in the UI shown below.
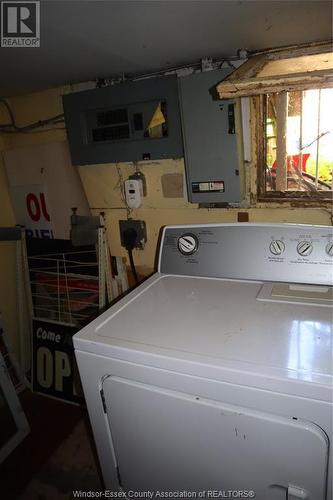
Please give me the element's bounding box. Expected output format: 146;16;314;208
63;75;183;165
179;69;241;204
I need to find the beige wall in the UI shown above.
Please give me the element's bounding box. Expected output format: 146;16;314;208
0;84;331;356
6;86;331;268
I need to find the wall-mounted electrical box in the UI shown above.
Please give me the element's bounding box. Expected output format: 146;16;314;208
179;69;241;205
119;219;147;250
63;75;183;166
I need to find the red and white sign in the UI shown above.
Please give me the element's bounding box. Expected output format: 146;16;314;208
10;184;54;239
4;141;90;240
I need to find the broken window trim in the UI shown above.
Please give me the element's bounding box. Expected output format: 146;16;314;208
216;41;333;99
220;71;333;98
254;95;333;204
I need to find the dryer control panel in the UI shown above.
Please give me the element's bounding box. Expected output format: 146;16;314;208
158;223;333;285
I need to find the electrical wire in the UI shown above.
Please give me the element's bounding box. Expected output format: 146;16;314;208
128;248;138;284
115;163;132;219
0;98;15;127
115;163;141;284
1;126;66;134
122;227;140;285
98;54;241;87
0;99;64;133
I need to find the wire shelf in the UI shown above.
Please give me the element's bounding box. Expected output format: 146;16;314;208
28;250;101;326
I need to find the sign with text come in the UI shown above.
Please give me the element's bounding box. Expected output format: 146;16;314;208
32;319;83;404
10;184;54;239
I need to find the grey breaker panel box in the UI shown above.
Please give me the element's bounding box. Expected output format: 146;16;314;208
63;75;183;165
179;69;241;204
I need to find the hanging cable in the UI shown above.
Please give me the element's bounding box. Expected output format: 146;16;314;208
0;99;64;133
122;227;139;285
115;164;139;284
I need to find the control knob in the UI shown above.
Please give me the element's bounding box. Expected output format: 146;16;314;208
297;241;313;257
177;234;199;256
325;241;333;257
269;240;285;256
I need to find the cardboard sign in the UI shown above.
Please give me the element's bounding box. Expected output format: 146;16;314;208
4;141;90;239
32;319;83;403
10;184;54;239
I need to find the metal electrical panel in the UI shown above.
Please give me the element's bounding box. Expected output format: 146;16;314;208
179;69;241;204
63;75;183;166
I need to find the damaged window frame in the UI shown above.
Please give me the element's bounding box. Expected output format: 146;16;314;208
216;41;333;205
256;89;332;203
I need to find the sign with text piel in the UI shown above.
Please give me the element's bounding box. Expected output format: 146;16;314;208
10;184;54;239
32;319;83;403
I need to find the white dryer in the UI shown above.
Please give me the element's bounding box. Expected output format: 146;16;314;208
74;223;333;500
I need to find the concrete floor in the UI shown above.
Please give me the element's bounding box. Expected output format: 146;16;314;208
0;391;102;500
18;419;102;500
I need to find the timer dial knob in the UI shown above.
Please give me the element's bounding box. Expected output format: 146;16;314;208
177;234;199;256
297;241;313;257
325;241;333;257
269;240;285;256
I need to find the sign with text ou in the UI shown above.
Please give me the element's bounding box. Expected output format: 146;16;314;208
32;319;83;404
1;1;40;47
10;184;54;239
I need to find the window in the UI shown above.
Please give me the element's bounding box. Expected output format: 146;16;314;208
263;88;333;198
216;42;333;203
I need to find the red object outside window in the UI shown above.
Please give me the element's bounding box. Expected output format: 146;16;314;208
271;153;310;176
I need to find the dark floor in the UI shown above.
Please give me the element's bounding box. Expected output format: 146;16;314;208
0;390;102;500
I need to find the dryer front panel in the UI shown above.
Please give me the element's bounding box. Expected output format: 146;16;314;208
103;376;329;499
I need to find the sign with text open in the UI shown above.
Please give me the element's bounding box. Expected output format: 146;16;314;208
32;319;83;404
